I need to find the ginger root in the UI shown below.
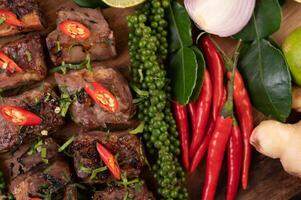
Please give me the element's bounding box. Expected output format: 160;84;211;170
292;86;301;112
250;120;301;178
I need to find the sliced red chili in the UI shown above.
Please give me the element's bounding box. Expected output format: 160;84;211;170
84;82;118;113
59;20;91;40
0;106;42;126
0;9;23;27
30;198;42;200
96;142;121;180
0;51;23;73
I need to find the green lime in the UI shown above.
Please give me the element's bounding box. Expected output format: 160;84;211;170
283;26;301;86
102;0;145;8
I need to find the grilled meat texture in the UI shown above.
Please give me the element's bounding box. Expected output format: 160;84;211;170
93;184;155;200
0;83;64;152
9;159;71;200
46;7;116;66
54;67;134;130
0;0;45;37
72;131;145;183
0;35;47;91
3;138;59;180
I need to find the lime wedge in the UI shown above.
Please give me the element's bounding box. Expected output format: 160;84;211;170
102;0;145;8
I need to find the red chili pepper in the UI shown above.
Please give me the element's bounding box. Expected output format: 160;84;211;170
187;102;195;131
84;82;118;113
96;142;121;180
190;88;226;172
0;51;23;73
202;115;233;200
172;101;190;171
30;198;42;200
200;35;225;122
0;106;42;126
189;70;212;159
228;70;253;190
0;9;23;27
59;20;91;40
226;120;243;200
190;118;214;172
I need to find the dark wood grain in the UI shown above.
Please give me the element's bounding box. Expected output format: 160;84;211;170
1;0;301;200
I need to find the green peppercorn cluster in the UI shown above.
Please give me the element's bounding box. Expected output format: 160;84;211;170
127;0;188;199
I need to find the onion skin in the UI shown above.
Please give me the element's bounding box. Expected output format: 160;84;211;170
184;0;256;37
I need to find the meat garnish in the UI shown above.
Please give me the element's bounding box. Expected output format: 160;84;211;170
0;34;47;91
46;7;117;66
0;83;64;152
71;131;145;183
0;0;45;37
54;67;134;130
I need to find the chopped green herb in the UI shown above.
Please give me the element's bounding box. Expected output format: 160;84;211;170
117;174;140;188
130;84;149;96
129;122;144;134
89;166;107;181
59;89;72;117
58;136;75;152
41;146;48;164
0;16;6;25
25;50;32;62
27;140;43;155
79;164;92;174
123;191;129;200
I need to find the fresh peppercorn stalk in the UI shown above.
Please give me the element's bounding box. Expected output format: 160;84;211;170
127;0;188;199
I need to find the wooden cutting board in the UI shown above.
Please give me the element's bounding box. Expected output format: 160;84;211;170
1;0;301;200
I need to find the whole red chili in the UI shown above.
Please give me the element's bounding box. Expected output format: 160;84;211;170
172;101;190;171
200;35;225;122
228;70;253;190
0;51;23;73
189;70;212;159
59;20;91;40
96;142;121;180
189;118;214;172
0;9;23;27
226;119;243;200
0;106;42;126
202;115;233;200
190;87;227;172
84;82;118;113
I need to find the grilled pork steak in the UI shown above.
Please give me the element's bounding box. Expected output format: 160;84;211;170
0;0;45;37
72;131;145;183
93;184;155;200
0;83;64;152
46;7;116;66
0;35;47;91
9;159;71;200
54;67;134;130
3;138;59;180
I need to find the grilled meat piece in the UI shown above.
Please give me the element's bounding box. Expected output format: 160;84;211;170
54;67;134;130
46;7;116;66
0;83;64;152
0;0;45;37
72;131;145;183
93;184;155;200
9;159;71;200
0;35;47;91
3;138;59;180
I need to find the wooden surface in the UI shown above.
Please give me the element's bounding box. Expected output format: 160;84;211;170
1;0;301;200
